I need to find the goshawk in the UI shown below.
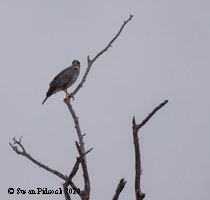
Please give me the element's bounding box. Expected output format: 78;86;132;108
42;60;80;104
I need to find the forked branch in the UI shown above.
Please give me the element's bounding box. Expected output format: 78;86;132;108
132;100;168;200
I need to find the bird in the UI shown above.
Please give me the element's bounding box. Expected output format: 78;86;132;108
42;60;80;104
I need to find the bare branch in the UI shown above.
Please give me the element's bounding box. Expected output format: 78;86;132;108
112;179;127;200
63;183;71;200
91;14;134;63
64;100;85;155
69;157;80;180
132;118;145;200
85;148;93;155
63;142;93;199
11;136;26;152
132;100;168;200
136;100;168;130
64;99;90;200
72;14;134;96
76;141;90;200
65;157;81;196
9;137;67;181
10;137;81;200
63;157;82;200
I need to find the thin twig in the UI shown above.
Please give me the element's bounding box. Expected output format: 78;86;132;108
65;157;81;196
136;100;168;130
112;179;127;200
68;157;81;180
85;148;93;155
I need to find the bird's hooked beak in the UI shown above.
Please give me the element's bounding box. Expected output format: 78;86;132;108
73;60;78;65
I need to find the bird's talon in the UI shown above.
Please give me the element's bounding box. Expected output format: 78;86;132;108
68;93;74;101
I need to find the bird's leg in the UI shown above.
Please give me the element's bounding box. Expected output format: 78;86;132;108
64;89;74;101
64;89;70;101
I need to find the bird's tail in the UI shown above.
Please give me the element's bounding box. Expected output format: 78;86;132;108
42;86;55;105
42;97;48;105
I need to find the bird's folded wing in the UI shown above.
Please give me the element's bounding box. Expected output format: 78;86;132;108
49;67;78;88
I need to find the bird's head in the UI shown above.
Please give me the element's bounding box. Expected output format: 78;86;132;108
72;60;80;65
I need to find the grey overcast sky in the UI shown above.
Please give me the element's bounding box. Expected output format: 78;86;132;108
1;1;210;200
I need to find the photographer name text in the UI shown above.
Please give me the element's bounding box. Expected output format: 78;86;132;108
8;187;80;195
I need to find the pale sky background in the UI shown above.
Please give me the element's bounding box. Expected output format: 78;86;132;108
1;1;210;200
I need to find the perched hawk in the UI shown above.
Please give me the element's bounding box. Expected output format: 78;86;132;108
42;60;80;104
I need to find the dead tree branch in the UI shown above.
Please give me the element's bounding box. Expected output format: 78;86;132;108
9;138;80;200
76;141;90;200
72;14;134;96
9;137;66;181
64;99;90;200
112;179;127;200
63;157;83;200
132;100;168;200
63;183;71;200
65;157;81;194
64;100;85;156
136;100;168;130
